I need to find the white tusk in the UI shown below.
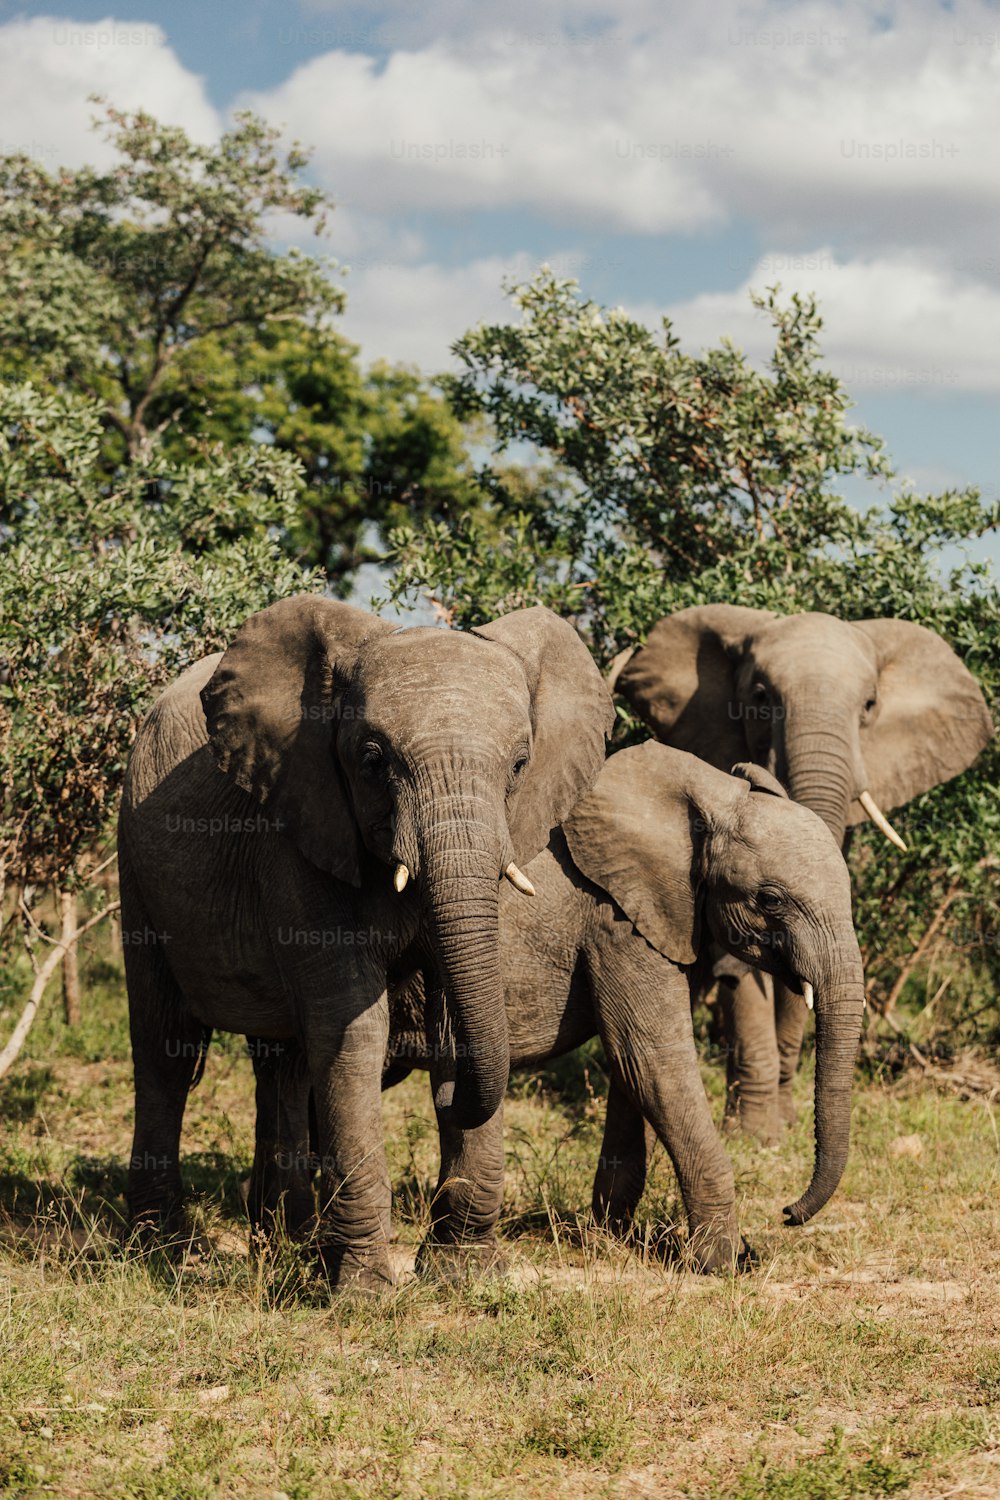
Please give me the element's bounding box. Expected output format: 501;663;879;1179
393;863;409;893
802;981;814;1011
858;790;908;853
504;862;535;897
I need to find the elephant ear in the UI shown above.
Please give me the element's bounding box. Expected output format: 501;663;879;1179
616;604;774;772
849;619;994;818
200;594;393;884
730;762;789;799
563;741;723;965
473;606;614;864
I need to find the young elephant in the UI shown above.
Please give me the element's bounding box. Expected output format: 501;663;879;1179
387;742;866;1272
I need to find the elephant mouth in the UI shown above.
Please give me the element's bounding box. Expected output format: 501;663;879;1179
755;946;813;1004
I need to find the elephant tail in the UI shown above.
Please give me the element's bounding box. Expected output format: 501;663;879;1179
190;1027;213;1089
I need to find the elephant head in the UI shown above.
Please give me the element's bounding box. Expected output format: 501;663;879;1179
615;605;993;848
200;595;614;1129
563;742;865;1224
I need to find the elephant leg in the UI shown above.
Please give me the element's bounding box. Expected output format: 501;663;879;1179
416;1037;506;1281
613;1056;746;1273
719;968;781;1145
307;989;394;1294
246;1035;315;1242
592;943;748;1273
591;1078;656;1237
124;924;207;1243
774;981;807;1127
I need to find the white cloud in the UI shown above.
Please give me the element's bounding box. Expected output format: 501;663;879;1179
337;251;541;368
655;250;1000;393
240;0;1000;253
334;242;1000;393
0;15;219;170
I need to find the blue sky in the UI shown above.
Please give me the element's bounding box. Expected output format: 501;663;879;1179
2;0;999;565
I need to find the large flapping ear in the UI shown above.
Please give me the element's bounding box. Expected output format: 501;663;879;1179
615;604;774;772
848;619;994;819
729;762;789;799
200;594;393;884
473;607;615;864
563;741;722;965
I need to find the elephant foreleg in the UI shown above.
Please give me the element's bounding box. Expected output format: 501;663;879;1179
307;990;394;1294
592;942;748;1273
719;968;781;1145
416;1026;506;1281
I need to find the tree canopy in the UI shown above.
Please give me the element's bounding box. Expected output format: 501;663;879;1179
0;104;482;584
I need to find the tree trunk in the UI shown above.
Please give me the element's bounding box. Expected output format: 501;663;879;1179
59;890;81;1026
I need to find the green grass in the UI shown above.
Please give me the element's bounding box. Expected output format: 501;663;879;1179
0;935;997;1498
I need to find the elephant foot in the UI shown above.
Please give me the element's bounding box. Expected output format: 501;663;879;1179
620;1221;756;1276
415;1237;508;1284
677;1210;757;1275
722;1096;781;1148
125;1202;198;1259
317;1242;395;1295
777;1085;798;1129
689;1232;758;1276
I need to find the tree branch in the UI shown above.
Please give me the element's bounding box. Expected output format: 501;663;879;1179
0;900;120;1078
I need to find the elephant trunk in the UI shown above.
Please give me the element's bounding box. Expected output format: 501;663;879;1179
418;804;510;1131
783;945;864;1225
780;695;860;845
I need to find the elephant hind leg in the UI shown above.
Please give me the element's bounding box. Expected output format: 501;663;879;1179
246;1035;315;1241
591;1078;655;1239
123;895;206;1243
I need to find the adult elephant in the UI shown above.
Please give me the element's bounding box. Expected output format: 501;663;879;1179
118;595;613;1291
386;744;865;1273
613;605;993;1142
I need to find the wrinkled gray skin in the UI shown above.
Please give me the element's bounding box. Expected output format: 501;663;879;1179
384;743;865;1272
118;595;613;1290
616;606;993;1142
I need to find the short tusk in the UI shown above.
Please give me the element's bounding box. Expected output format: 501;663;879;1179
801;981;814;1011
858;790;908;853
504;862;535;897
393;863;409;893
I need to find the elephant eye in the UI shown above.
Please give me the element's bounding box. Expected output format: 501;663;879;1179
751;682;768;702
864;696;877;714
757;886;783;913
512;756;528;777
360;741;384;771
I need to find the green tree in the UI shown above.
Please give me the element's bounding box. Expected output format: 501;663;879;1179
0;103;483;586
0;105;337;462
0;380;318;901
153;322;483;587
388;270;1000;1038
0;378;322;1063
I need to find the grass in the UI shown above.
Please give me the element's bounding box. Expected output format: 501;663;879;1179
0;936;997;1498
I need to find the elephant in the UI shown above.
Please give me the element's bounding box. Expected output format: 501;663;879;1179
117;594;613;1290
613;605;993;1141
385;742;866;1272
